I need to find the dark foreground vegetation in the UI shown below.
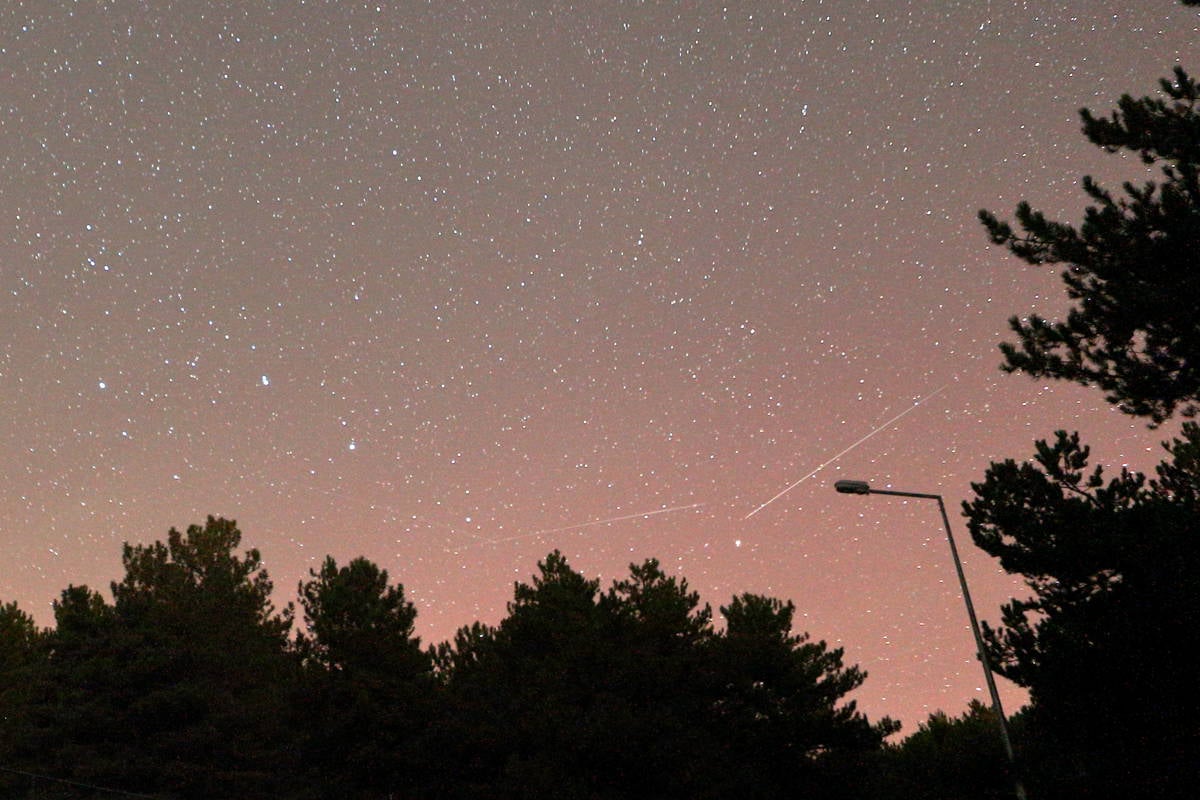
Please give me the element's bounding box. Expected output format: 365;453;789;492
2;520;899;800
6;13;1200;799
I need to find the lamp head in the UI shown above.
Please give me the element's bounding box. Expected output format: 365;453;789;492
834;479;871;495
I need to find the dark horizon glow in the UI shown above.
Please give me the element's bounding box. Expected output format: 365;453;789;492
3;0;1195;733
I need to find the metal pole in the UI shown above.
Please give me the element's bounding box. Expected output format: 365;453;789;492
864;488;1028;800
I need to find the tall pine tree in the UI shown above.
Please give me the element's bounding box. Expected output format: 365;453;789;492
972;41;1200;796
980;67;1200;425
32;518;302;799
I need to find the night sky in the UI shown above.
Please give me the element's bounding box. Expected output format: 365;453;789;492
3;0;1195;732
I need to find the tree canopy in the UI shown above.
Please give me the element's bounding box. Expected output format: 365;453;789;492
973;40;1200;796
980;66;1200;425
91;518;298;798
1;529;897;800
432;551;894;800
873;701;1028;800
294;556;434;800
964;424;1200;797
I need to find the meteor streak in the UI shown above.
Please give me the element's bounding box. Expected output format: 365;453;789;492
447;502;705;551
743;384;948;520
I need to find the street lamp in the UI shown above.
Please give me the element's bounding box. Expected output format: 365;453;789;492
834;479;1028;800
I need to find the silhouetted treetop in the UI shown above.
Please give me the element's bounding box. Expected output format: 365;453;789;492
964;424;1200;797
980;67;1200;425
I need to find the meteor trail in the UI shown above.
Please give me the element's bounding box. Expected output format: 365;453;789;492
447;502;705;551
743;384;948;520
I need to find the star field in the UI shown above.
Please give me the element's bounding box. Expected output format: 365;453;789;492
2;1;1196;731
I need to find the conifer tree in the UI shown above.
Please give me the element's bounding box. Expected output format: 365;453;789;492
980;67;1200;425
973;40;1200;795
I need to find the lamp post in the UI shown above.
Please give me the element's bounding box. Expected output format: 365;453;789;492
834;479;1027;800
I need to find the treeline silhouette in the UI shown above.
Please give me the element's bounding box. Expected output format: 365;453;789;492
966;45;1200;799
1;517;908;799
4;475;1195;800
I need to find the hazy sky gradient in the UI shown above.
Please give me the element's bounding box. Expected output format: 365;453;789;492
3;0;1195;732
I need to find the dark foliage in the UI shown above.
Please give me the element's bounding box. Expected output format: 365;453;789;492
0;603;47;797
1;518;304;799
980;67;1200;425
1;530;895;800
432;551;894;800
295;556;435;799
964;425;1200;797
973;36;1200;795
870;701;1027;800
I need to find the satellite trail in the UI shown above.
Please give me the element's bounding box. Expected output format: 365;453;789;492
447;502;705;551
743;384;948;520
